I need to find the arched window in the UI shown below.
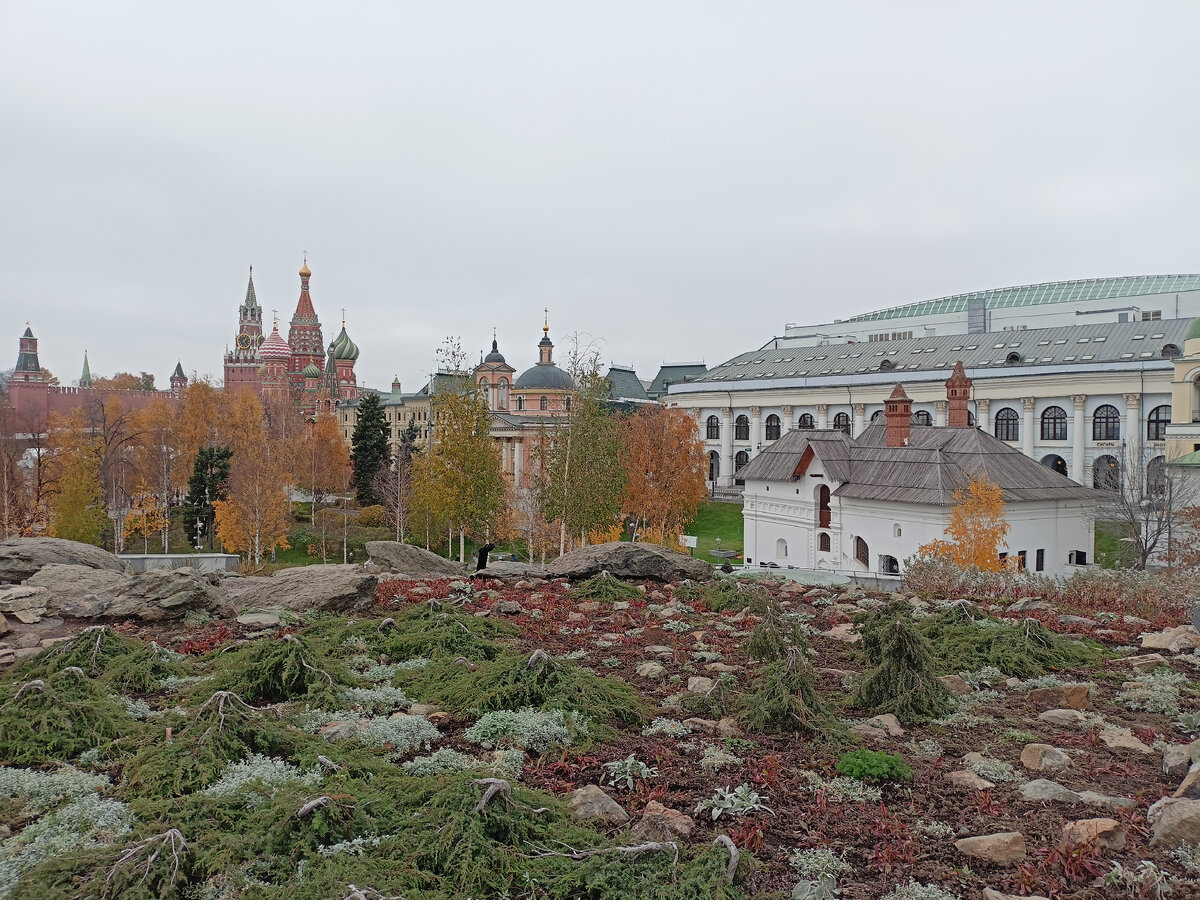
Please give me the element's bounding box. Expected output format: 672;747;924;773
540;396;548;411
994;408;1019;442
1147;455;1166;497
516;396;525;411
706;415;720;440
1148;405;1171;442
818;532;831;552
854;536;869;568
765;414;781;441
734;450;749;485
798;413;814;429
870;410;883;423
1041;454;1068;476
564;397;571;413
880;555;900;575
911;410;932;426
497;377;508;410
1093;454;1121;492
1041;406;1067;441
1092;404;1120;441
816;484;831;528
833;412;850;435
1163;343;1181;358
775;538;788;559
968;411;976;426
708;451;720;482
735;415;749;440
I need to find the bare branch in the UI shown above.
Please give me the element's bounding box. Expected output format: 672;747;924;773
296;796;332;817
524;839;680;866
526;649;550;668
713;834;740;881
106;828;188;890
472;778;515;813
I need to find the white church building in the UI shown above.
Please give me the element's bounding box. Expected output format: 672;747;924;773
736;364;1102;579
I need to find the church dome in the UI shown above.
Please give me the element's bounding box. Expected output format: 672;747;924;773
484;338;506;365
330;325;360;361
514;361;574;390
259;326;291;360
299;260;311;277
302;363;322;378
1186;317;1200;343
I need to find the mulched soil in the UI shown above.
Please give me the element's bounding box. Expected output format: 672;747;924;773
116;573;1200;899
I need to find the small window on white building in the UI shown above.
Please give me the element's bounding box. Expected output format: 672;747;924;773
776;538;787;559
893;524;902;537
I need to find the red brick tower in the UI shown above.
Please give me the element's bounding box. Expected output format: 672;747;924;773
224;267;265;393
885;383;913;448
945;360;972;427
286;260;325;389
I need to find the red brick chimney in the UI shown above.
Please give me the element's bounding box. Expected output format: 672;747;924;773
945;360;972;428
885;383;913;447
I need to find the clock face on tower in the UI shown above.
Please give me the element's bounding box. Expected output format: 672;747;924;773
236;333;253;350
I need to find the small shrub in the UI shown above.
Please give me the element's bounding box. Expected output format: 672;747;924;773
465;708;588;754
699;578;772;614
879;880;963;900
568;572;642;604
799;771;882;804
699;745;743;772
695;783;773;820
205;633;348;705
642;717;691;738
204;753;323;808
790;846;852;880
357;505;388;527
738;649;833;735
744;605;811;662
1117;669;1187;718
853;605;953;724
356;716;440;760
835;749;912;783
0;670;139;765
401;748;479;777
602;755;657;791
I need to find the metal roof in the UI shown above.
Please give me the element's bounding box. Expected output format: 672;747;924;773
605;366;650;402
738;425;1103;506
845;274;1200;323
647;363;707;398
688;318;1191;390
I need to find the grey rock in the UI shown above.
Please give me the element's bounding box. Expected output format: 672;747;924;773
686;676;715;694
546;542;713;583
1020;779;1081;803
236;610;282;628
1009;598;1055;612
27;565;223;622
568;785;629;826
0;585;49;617
494;600;523;615
365;541;466;576
1077;790;1136;809
1037;708;1086;728
635;661;667;679
1164;740;1200;778
1058;614;1099;629
1020;743;1072;774
0;610;7;635
631;800;694;841
1149;797;1200;848
476;561;549;579
224;565;378;613
954;832;1026;865
0;537;129;584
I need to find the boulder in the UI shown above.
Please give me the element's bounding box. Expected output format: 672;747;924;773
631;801;695;842
224;565;378;613
1026;683;1092;710
635;661;667;680
823;623;860;643
365;542;465;576
939;674;973;696
546;542;713;583
947;770;995;791
1098;727;1153;754
1126;653;1169;672
1020;744;1071;774
954;832;1026;865
686;676;715;694
0;585;49;623
1037;709;1085;728
568;785;629;826
26;565;222;622
1020;779;1081;804
1162;739;1200;777
0;537;128;584
1078;790;1135;810
1149;797;1200;848
1174;765;1200;800
1062;817;1126;851
476;561;549;579
236;610;282;628
850;714;905;739
1140;625;1200;654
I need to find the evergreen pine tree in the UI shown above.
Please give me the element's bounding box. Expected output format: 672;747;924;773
853;603;953;724
183;445;232;551
350;392;390;506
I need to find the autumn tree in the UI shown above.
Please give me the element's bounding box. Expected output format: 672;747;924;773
51;440;108;545
92;371;155;391
537;341;626;555
374;419;419;541
350;393;389;506
123;490;169;554
175;380;224;483
131;396;186;551
212;394;293;564
620;405;708;545
303;411;351;524
918;476;1010;571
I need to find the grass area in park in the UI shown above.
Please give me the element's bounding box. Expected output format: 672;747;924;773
1094;518;1139;569
684;500;745;559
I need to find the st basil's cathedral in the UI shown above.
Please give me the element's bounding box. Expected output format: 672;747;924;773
223;261;360;417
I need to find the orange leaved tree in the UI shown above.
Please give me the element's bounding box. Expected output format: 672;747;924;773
918;476;1010;571
620;406;707;544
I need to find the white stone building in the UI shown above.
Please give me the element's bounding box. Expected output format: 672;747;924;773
736;375;1101;579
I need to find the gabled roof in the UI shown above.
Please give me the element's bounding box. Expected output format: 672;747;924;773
737;424;1102;505
647;363;707;398
605;366;650;402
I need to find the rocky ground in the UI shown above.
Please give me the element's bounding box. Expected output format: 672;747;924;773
2;537;1200;899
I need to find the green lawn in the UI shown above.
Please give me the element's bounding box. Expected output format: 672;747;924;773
1095;519;1138;569
683;500;745;560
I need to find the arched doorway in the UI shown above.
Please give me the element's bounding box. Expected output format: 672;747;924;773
1041;454;1068;477
734;450;749;486
1093;454;1121;492
708;451;720;482
816;484;831;528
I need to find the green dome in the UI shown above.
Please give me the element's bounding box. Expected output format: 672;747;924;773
330;325;360;361
301;363;321;379
1186;317;1200;343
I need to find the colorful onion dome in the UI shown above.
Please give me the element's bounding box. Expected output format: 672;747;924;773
330;325;360;361
302;363;322;378
259;325;291;360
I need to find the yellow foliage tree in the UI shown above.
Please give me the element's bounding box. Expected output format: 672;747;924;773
51;441;109;546
123;491;169;554
918;476;1010;571
620;406;708;544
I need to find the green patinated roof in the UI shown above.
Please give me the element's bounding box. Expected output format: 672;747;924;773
605;366;649;402
302;363;322;378
1185;318;1200;342
647;363;707;398
1167;451;1200;468
847;274;1200;323
80;352;92;387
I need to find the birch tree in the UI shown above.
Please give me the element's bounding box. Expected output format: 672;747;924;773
620;405;707;544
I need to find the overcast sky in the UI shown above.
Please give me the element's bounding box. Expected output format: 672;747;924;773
2;2;1197;391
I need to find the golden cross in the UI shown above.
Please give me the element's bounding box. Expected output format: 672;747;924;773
272;309;278;328
543;307;549;328
341;308;346;327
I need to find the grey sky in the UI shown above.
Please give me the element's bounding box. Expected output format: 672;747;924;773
2;2;1197;392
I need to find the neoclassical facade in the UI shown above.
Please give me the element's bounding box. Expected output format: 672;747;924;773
668;318;1187;498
